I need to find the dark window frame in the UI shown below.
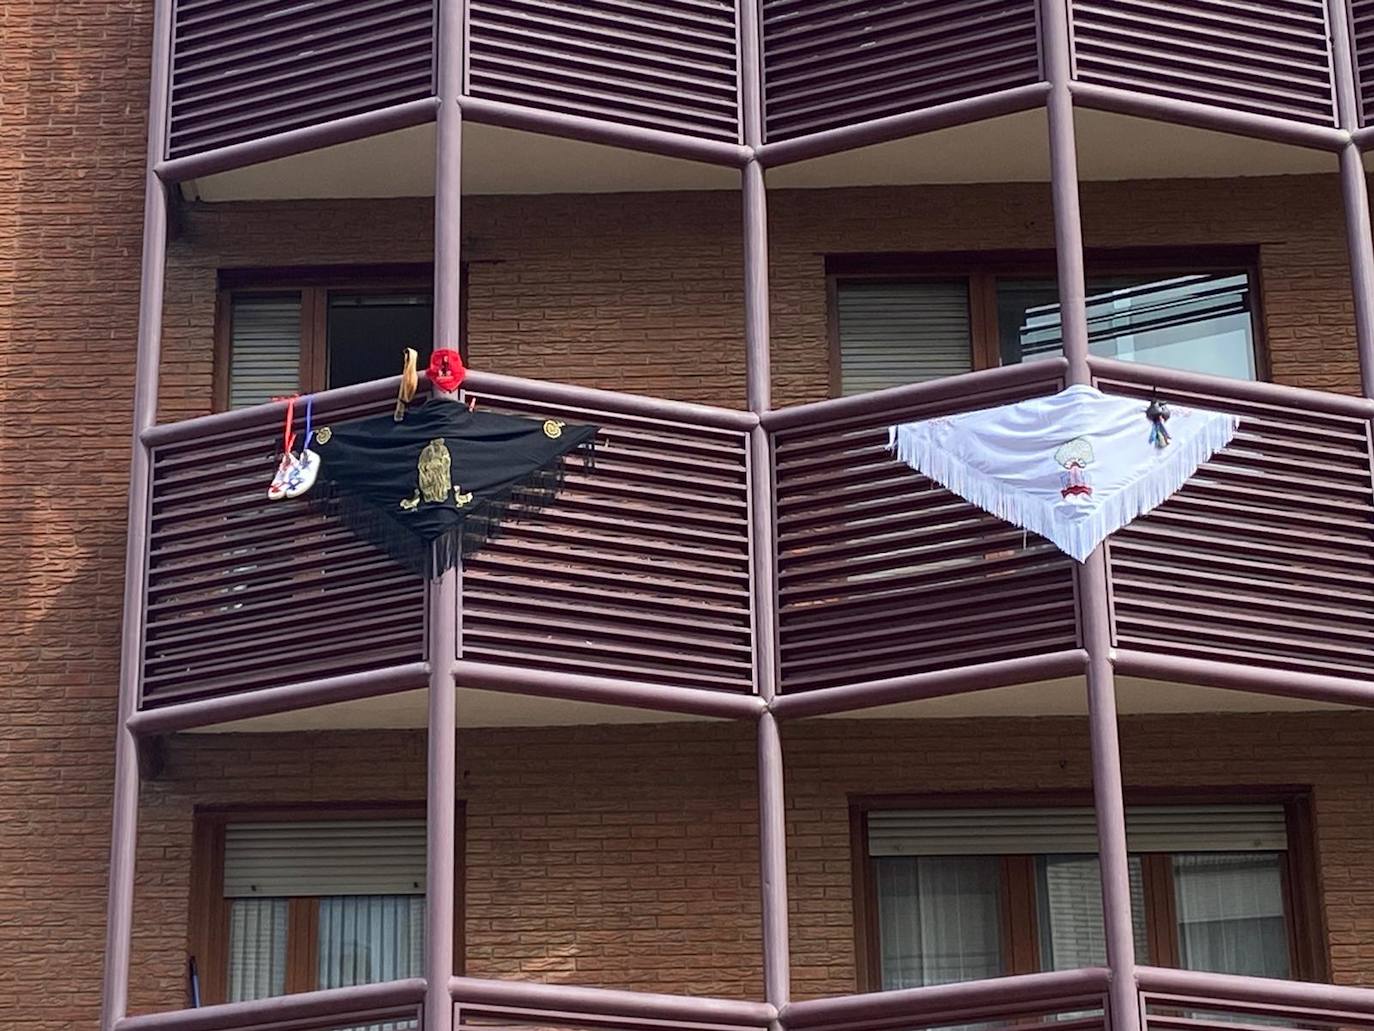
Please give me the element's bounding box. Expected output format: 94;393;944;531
825;247;1270;397
213;264;467;412
849;786;1325;993
188;801;465;1007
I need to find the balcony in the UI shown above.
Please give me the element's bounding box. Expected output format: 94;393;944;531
161;0;1374;178
109;967;1374;1031
127;354;1374;729
137;372;755;722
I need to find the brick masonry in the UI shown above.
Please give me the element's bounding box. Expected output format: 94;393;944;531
3;3;1373;1028
121;711;1374;1014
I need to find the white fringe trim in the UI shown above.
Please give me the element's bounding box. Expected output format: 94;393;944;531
889;411;1240;563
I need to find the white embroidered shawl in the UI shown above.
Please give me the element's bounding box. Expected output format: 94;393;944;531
887;384;1240;562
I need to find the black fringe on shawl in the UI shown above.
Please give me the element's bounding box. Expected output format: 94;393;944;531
310;437;596;580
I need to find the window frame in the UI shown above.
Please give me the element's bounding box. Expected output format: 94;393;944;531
825;247;1270;397
188;801;465;1007
213;264;466;412
848;787;1325;993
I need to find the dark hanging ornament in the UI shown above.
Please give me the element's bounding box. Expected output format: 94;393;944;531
1146;392;1172;448
310;398;597;578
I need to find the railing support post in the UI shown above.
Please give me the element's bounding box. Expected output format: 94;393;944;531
1042;2;1139;1028
101;0;173;1025
1327;0;1374;398
739;0;791;1013
426;1;463;1028
1041;0;1092;384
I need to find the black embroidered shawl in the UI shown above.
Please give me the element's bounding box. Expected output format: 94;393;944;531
313;398;597;577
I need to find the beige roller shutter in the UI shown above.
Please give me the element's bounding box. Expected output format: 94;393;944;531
223;819;426;898
836;280;973;395
867;804;1287;857
228;295;301;409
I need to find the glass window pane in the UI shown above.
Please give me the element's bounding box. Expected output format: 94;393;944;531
837;281;973;394
318;895;426;990
227;898;289;1002
327;293;434;389
1174;852;1290;979
1036;855;1148;969
997;273;1257;380
875;856;1005;989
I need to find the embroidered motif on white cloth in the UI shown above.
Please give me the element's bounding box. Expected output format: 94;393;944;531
887;384;1240;562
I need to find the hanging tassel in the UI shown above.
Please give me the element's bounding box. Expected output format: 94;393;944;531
1146;394;1172;448
394;347;419;421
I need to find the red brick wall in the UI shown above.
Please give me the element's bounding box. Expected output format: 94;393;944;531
123;711;1374;1016
0;2;151;1028
159;174;1361;425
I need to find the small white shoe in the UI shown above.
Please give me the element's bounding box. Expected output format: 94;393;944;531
267;452;294;501
284;449;320;499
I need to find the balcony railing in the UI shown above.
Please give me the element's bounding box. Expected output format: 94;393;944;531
142;382;427;708
113;978;425;1031
457;378;753;692
1095;358;1374;680
138;372;755;712
103;961;1374;1031
768;361;1079;696
157;0;1374;178
1138;966;1374;1031
134;360;1374;719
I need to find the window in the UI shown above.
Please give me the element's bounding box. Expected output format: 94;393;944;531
190;807;461;1006
215;266;459;410
829;251;1263;395
854;796;1321;992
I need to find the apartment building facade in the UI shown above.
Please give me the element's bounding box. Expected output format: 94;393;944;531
5;3;1374;1031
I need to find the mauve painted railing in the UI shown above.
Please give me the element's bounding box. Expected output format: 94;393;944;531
1092;357;1374;681
137;372;755;711
1070;0;1337;127
113;978;425;1031
449;974;776;1027
1138;965;1374;1031
458;375;754;693
156;0;1374;177
166;0;437;159
136;358;1374;714
141;379;428;708
779;967;1110;1031
768;361;1080;696
465;0;741;142
758;0;1042;142
1355;0;1374;125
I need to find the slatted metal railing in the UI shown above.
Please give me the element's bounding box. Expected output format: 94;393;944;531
1138;966;1374;1031
459;382;754;693
1070;0;1337;126
759;0;1043;142
142;384;428;708
166;0;437;159
464;0;741;142
139;375;754;710
1095;359;1374;680
769;363;1079;696
781;968;1111;1031
1352;0;1374;125
113;979;425;1031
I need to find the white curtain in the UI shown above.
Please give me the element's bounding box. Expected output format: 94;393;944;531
875;856;1004;989
227;898;289;1002
1036;856;1149;969
318;895;426;989
1174;853;1289;978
